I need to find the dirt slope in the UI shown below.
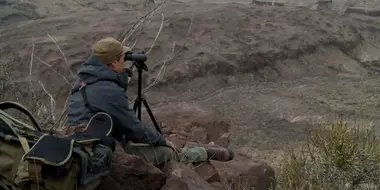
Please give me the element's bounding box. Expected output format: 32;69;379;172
1;0;380;163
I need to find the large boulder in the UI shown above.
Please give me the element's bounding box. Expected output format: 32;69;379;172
211;152;277;190
161;161;219;190
98;144;167;190
146;106;231;146
191;160;221;184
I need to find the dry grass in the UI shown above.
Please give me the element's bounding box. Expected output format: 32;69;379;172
0;54;55;128
277;118;380;190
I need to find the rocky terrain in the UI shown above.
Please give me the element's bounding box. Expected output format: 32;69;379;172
1;0;380;189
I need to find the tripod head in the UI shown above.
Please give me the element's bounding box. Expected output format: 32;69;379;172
132;60;148;72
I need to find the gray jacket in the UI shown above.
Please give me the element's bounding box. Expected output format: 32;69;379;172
66;55;166;145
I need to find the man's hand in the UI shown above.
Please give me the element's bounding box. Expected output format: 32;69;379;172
165;139;180;153
121;68;133;91
123;68;133;78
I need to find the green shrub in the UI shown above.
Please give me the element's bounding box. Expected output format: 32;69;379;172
277;118;380;190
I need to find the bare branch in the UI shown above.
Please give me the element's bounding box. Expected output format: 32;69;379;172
47;33;75;78
120;0;169;44
146;13;165;55
38;80;56;121
34;55;72;87
29;36;34;82
142;42;175;93
129;22;146;49
28;36;38;103
142;12;195;94
130;35;140;49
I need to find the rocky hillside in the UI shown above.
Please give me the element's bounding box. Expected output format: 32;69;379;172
1;0;380;171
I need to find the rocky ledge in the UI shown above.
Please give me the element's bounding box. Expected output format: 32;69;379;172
98;107;276;190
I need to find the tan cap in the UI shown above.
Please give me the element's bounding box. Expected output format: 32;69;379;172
92;37;131;65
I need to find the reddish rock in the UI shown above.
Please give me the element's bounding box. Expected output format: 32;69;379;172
162;161;218;190
215;133;230;148
153;108;231;144
162;127;172;135
99;143;167;190
191;160;221;183
179;130;191;138
211;152;276;190
190;127;208;143
194;120;230;143
161;174;189;190
166;134;187;148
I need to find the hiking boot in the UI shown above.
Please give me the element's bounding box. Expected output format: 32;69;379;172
185;142;235;162
205;145;235;162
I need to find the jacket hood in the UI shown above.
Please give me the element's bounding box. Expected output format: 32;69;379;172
71;55;126;92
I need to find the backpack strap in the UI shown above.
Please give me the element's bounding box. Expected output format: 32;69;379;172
0;101;41;132
0;112;30;152
78;81;102;113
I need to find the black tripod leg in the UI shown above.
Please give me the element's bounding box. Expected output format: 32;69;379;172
133;99;139;112
142;98;163;134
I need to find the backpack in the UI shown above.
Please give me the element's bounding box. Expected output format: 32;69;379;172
0;101;115;190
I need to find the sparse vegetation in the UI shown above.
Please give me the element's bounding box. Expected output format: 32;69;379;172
277;118;380;190
0;53;59;129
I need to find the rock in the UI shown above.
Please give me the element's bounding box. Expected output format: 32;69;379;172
191;127;208;143
252;0;285;6
211;152;276;190
215;133;230;148
191;160;221;183
154;107;230;144
345;7;380;17
310;4;319;11
179;130;191;138
203;120;230;143
162;161;218;190
99;143;167;190
162;127;172;135
166;134;187;148
161;175;189;190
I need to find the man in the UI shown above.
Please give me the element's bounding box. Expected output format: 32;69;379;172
66;37;234;167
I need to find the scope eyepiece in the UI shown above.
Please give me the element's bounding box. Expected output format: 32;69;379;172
124;51;147;62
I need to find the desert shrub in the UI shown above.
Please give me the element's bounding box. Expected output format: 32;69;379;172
0;55;59;129
277;118;380;190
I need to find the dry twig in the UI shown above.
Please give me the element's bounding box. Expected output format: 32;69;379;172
28;36;39;103
119;0;169;44
47;33;75;78
34;55;72;87
127;12;195;106
38;80;56;121
146;13;165;55
142;12;195;94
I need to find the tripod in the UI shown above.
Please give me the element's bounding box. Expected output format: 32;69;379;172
130;60;163;135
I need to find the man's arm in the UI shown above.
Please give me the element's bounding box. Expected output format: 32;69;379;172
92;83;166;145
